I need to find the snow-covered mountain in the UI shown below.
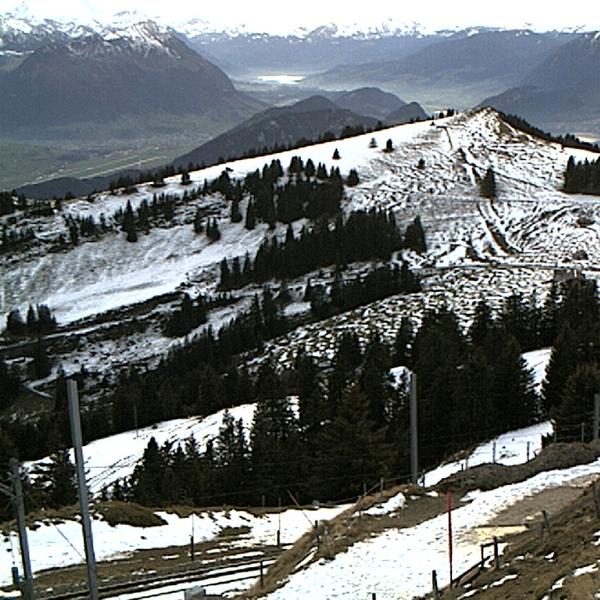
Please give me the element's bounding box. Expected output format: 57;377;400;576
0;17;261;132
3;106;600;600
1;107;599;388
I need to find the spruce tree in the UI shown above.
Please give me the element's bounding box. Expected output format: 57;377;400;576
481;167;497;199
250;391;299;504
309;385;390;502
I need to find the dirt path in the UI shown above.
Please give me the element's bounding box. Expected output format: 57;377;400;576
487;484;588;527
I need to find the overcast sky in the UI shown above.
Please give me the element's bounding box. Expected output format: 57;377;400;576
3;0;598;34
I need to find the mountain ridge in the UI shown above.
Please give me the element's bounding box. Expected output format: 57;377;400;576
0;19;259;131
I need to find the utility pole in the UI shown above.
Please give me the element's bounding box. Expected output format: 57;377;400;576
2;459;36;600
410;372;419;484
67;379;99;600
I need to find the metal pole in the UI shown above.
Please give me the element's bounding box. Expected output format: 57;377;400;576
67;379;99;600
9;459;35;600
410;372;418;484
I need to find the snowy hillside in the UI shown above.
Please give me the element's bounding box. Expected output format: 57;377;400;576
8;417;600;600
2;108;597;386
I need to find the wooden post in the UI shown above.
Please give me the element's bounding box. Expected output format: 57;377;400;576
594;393;599;441
432;570;439;599
447;492;453;586
315;520;320;550
493;537;500;568
527;441;530;462
410;372;419;484
594;481;600;518
277;497;282;547
480;544;485;569
542;510;554;541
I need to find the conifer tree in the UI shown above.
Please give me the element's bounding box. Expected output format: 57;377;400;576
555;363;600;441
33;449;77;509
481;167;497;199
404;216;427;253
250;386;299;504
131;437;166;506
214;410;249;501
122;200;137;242
309;385;390;502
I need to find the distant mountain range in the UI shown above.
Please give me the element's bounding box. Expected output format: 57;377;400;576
306;29;576;107
479;32;600;135
0;20;260;132
0;12;599;194
18;91;428;198
173;91;428;170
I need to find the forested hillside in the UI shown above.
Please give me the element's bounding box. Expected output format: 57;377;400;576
2;108;600;518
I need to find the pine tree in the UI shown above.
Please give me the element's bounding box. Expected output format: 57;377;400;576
131;437;167;506
206;218;221;242
250;392;299;504
468;299;494;349
555;363;600;441
404;216;427;253
231;198;242;223
359;335;395;427
245;200;256;230
411;307;466;466
193;208;204;233
346;169;360;187
33;449;77;509
214;410;249;501
6;308;26;337
309;385;390;502
327;332;363;418
480;167;497;199
489;333;538;432
122;200;138;242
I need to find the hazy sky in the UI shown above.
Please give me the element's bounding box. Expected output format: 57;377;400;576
3;0;598;34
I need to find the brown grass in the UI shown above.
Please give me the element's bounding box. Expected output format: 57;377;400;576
96;501;167;527
234;484;441;599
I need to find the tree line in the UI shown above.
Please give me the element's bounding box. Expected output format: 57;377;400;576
218;209;416;291
109;278;600;508
3;277;600;512
563;156;600;195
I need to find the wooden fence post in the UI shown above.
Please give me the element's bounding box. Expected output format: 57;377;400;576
432;570;439;600
542;510;554;541
493;537;500;568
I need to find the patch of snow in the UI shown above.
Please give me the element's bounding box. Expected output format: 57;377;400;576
364;493;406;516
